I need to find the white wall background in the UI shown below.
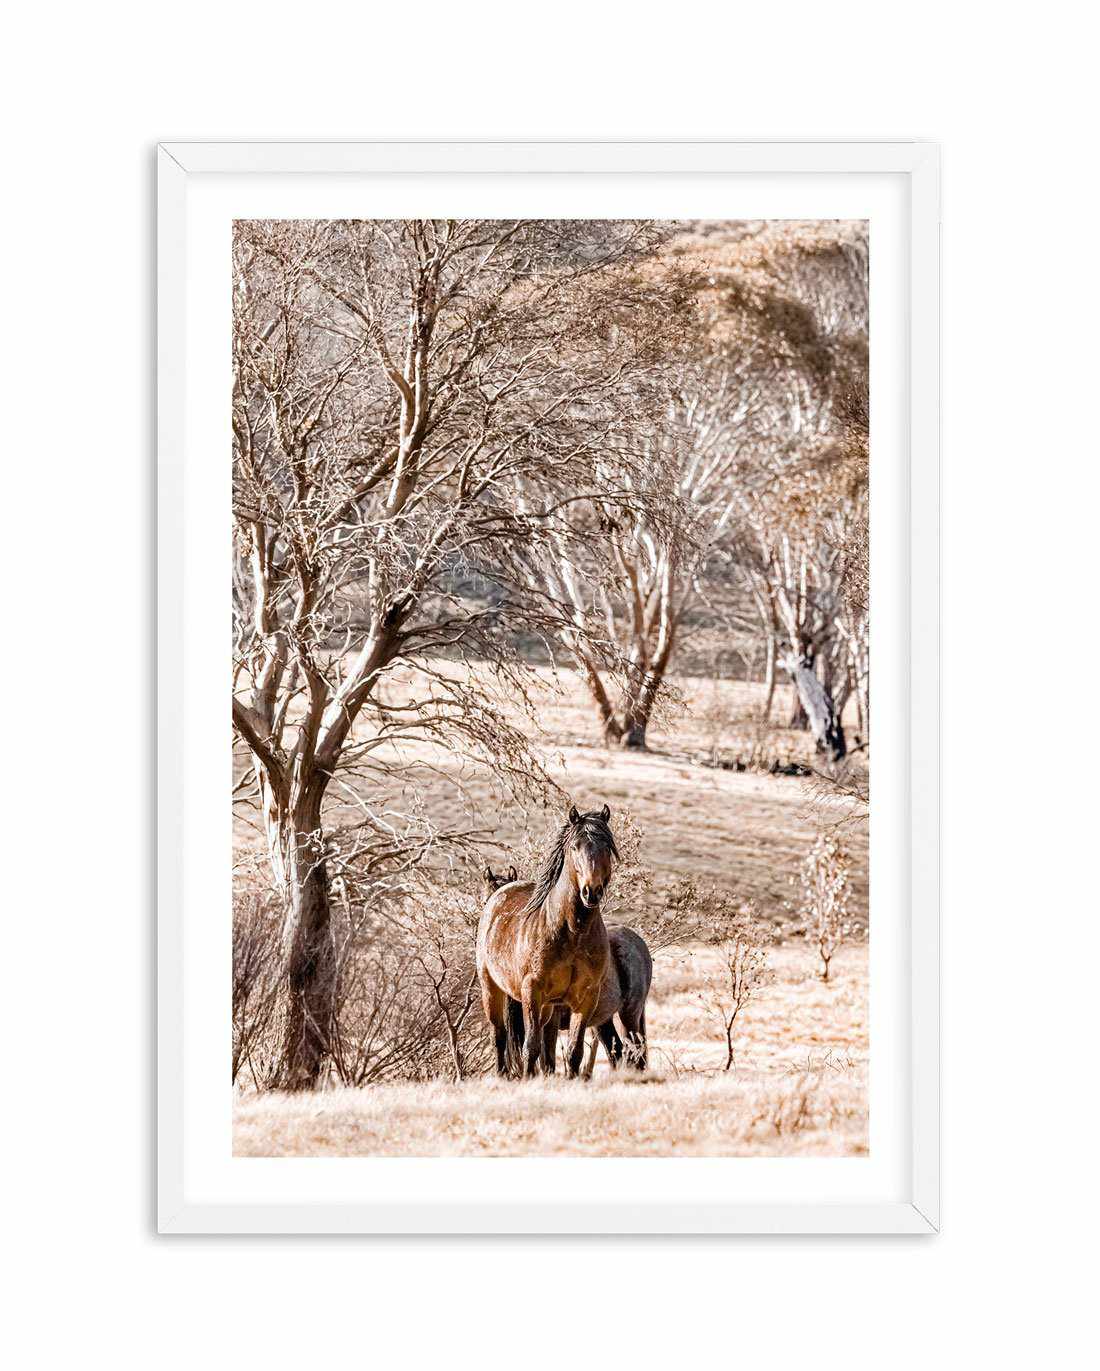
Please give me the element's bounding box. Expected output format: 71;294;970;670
3;3;1094;1365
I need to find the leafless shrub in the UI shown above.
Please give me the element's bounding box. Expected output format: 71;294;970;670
647;1043;697;1080
697;901;772;1069
232;870;493;1091
633;879;709;952
329;875;496;1087
798;830;858;981
801;762;870;822
640;876;761;953
597;808;653;926
232;893;283;1085
404;883;484;1082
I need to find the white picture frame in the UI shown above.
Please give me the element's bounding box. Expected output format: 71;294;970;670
158;140;940;1235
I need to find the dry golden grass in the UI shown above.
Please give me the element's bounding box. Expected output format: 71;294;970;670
235;1072;866;1158
233;665;869;1157
234;941;868;1157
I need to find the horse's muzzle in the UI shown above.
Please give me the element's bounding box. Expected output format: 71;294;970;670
580;884;604;909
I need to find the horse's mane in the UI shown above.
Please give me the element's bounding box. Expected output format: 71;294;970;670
523;810;619;913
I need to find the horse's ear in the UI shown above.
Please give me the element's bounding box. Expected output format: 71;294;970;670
508;865;517;882
485;865;494;881
567;805;580;824
599;804;610;821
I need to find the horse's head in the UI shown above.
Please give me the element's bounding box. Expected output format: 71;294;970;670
565;804;617;910
484;863;519;894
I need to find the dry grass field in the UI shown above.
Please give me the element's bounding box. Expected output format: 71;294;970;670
233;664;869;1157
235;943;867;1156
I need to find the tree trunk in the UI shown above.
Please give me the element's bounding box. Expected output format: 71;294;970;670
761;634;777;723
575;652;623;745
280;856;336;1090
833;666;853;722
787;644;812;729
618;620;676;751
602;714;624;745
854;654;869;746
619;716;648;750
618;668;661;750
266;787;337;1090
784;655;846;763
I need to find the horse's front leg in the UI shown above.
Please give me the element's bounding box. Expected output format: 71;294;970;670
564;991;598;1079
480;973;509;1077
520;980;545;1079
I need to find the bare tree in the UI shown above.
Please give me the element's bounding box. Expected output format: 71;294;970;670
232;218;683;1087
690;221;870;734
522;220;870;749
521;358;749;748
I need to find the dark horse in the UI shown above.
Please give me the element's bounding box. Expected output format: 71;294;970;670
476;806;617;1078
583;925;653;1075
482;863;518;896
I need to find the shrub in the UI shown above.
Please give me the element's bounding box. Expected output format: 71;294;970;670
697;899;772;1069
231;873;492;1091
232;893;283;1086
798;830;856;981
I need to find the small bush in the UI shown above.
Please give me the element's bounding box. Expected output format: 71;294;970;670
798;830;857;980
697;899;772;1069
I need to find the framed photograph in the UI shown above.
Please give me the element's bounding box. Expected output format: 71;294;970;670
158;140;939;1234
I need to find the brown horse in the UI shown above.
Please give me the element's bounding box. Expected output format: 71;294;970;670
476;805;617;1078
545;925;653;1076
482;863;532;1075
